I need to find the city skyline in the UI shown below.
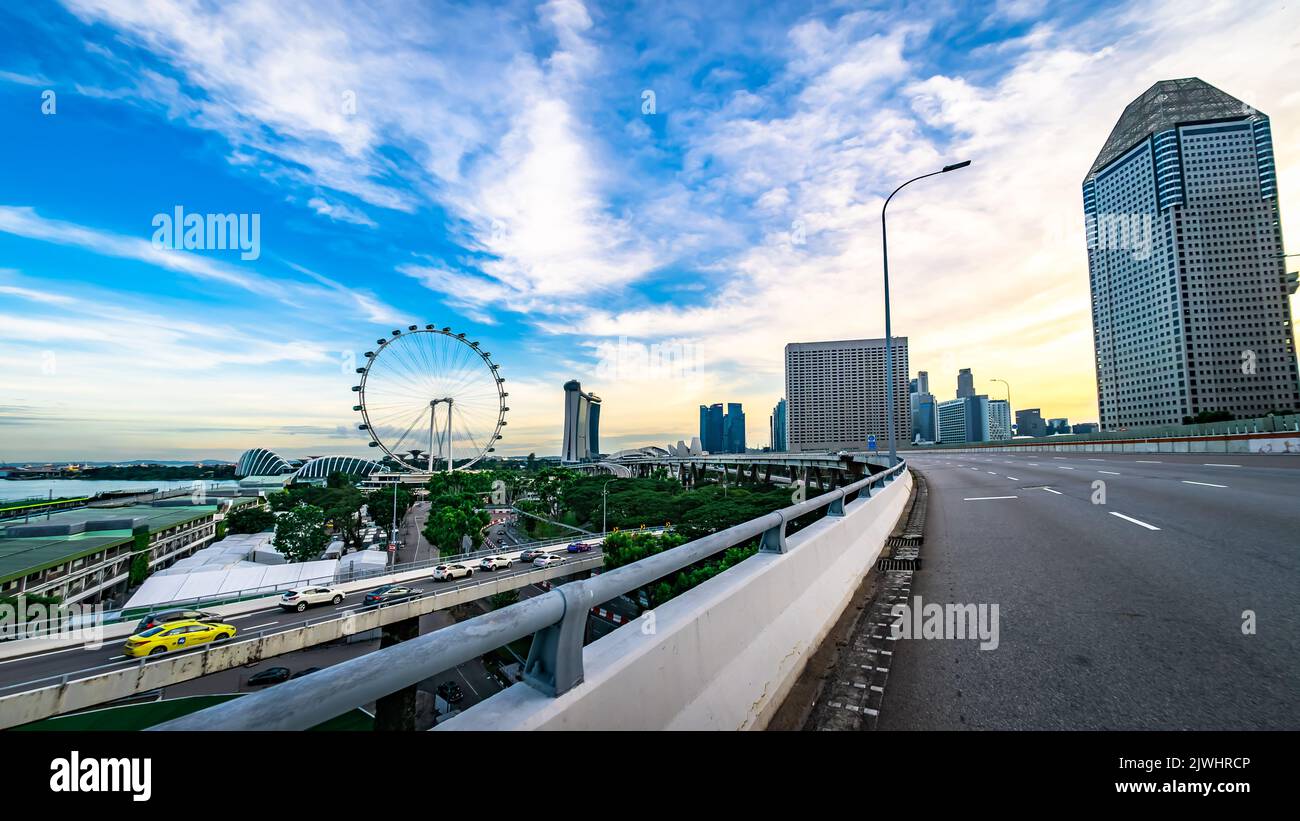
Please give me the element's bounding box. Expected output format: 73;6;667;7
2;1;1299;460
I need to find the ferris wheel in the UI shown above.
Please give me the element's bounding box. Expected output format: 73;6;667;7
352;325;507;472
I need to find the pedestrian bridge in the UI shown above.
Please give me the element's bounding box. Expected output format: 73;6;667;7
154;461;912;731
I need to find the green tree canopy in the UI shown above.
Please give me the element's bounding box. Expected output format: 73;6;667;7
273;504;331;563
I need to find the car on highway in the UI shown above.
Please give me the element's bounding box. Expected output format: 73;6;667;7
123;620;236;657
133;609;223;634
479;555;513;571
533;554;566;568
433;563;473;581
437;680;464;704
278;585;345;611
363;584;423;604
566;542;594;553
247;666;292;686
519;548;549;562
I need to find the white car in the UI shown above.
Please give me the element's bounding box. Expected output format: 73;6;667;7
479;556;513;571
433;563;473;581
533;554;566;568
278;586;344;612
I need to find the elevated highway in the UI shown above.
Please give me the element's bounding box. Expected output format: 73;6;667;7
0;540;607;728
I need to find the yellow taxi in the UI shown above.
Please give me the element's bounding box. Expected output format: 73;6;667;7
123;619;237;657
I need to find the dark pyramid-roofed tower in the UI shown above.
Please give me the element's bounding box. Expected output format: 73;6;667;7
1087;78;1257;177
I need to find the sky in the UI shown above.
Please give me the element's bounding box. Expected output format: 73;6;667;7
1;0;1299;462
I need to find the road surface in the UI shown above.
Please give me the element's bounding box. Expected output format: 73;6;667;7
879;451;1300;730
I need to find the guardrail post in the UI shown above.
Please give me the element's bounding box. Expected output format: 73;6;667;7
827;489;846;517
523;582;593;697
758;511;788;553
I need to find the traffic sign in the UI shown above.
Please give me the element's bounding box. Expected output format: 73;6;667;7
867;435;877;451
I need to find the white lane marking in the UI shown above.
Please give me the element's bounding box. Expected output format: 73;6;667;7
1135;460;1162;463
1027;463;1039;466
987;471;998;474
1088;459;1103;462
1053;457;1066;460
245;621;280;631
1204;463;1241;468
1041;487;1063;495
963;496;1018;501
1057;466;1075;470
0;643;106;666
1098;470;1120;475
1007;476;1020;481
1182;480;1228;488
1109;512;1161;531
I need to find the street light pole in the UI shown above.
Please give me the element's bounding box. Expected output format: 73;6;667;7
602;478;615;534
881;160;971;465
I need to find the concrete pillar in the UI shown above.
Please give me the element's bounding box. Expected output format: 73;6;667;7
374;615;420;731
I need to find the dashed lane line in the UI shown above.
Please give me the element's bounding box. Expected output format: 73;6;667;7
1182;480;1228;488
1109;512;1161;531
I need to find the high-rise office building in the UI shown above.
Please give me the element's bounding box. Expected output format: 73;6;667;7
699;403;724;453
1015;408;1047;438
988;399;1012;441
909;370;937;443
784;337;910;452
1084;78;1300;428
562;380;601;462
937;395;989;444
956;368;975;399
770;399;788;452
724;402;746;453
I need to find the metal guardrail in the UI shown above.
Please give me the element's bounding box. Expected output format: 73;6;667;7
152;460;907;731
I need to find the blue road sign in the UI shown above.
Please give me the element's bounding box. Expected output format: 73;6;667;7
867;435;877;451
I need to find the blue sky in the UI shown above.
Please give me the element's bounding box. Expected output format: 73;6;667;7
1;0;1298;461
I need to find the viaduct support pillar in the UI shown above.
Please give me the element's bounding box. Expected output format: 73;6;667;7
374;615;420;731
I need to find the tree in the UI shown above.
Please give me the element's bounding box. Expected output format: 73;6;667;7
273;504;331;563
226;505;276;534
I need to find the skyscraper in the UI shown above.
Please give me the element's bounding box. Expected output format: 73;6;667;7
770;399;788;451
785;337;910;452
1084;78;1300;428
699;403;724;453
909;370;937;443
724;402;746;453
936;395;989;444
956;368;975;399
562;380;601;462
988;399;1012;441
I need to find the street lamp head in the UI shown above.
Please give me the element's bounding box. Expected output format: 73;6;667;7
942;160;972;173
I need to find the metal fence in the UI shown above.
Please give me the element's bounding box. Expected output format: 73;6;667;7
152;460;907;731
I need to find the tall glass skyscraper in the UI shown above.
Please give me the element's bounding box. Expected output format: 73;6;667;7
699;403;724;453
770;398;788;451
1084;78;1299;428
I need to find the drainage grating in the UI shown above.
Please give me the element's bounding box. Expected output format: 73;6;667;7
804;469;930;732
877;557;922;572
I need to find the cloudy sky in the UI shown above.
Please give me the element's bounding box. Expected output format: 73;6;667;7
1;0;1298;462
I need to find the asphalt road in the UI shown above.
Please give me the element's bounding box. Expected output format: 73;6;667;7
0;542;599;694
878;451;1300;730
